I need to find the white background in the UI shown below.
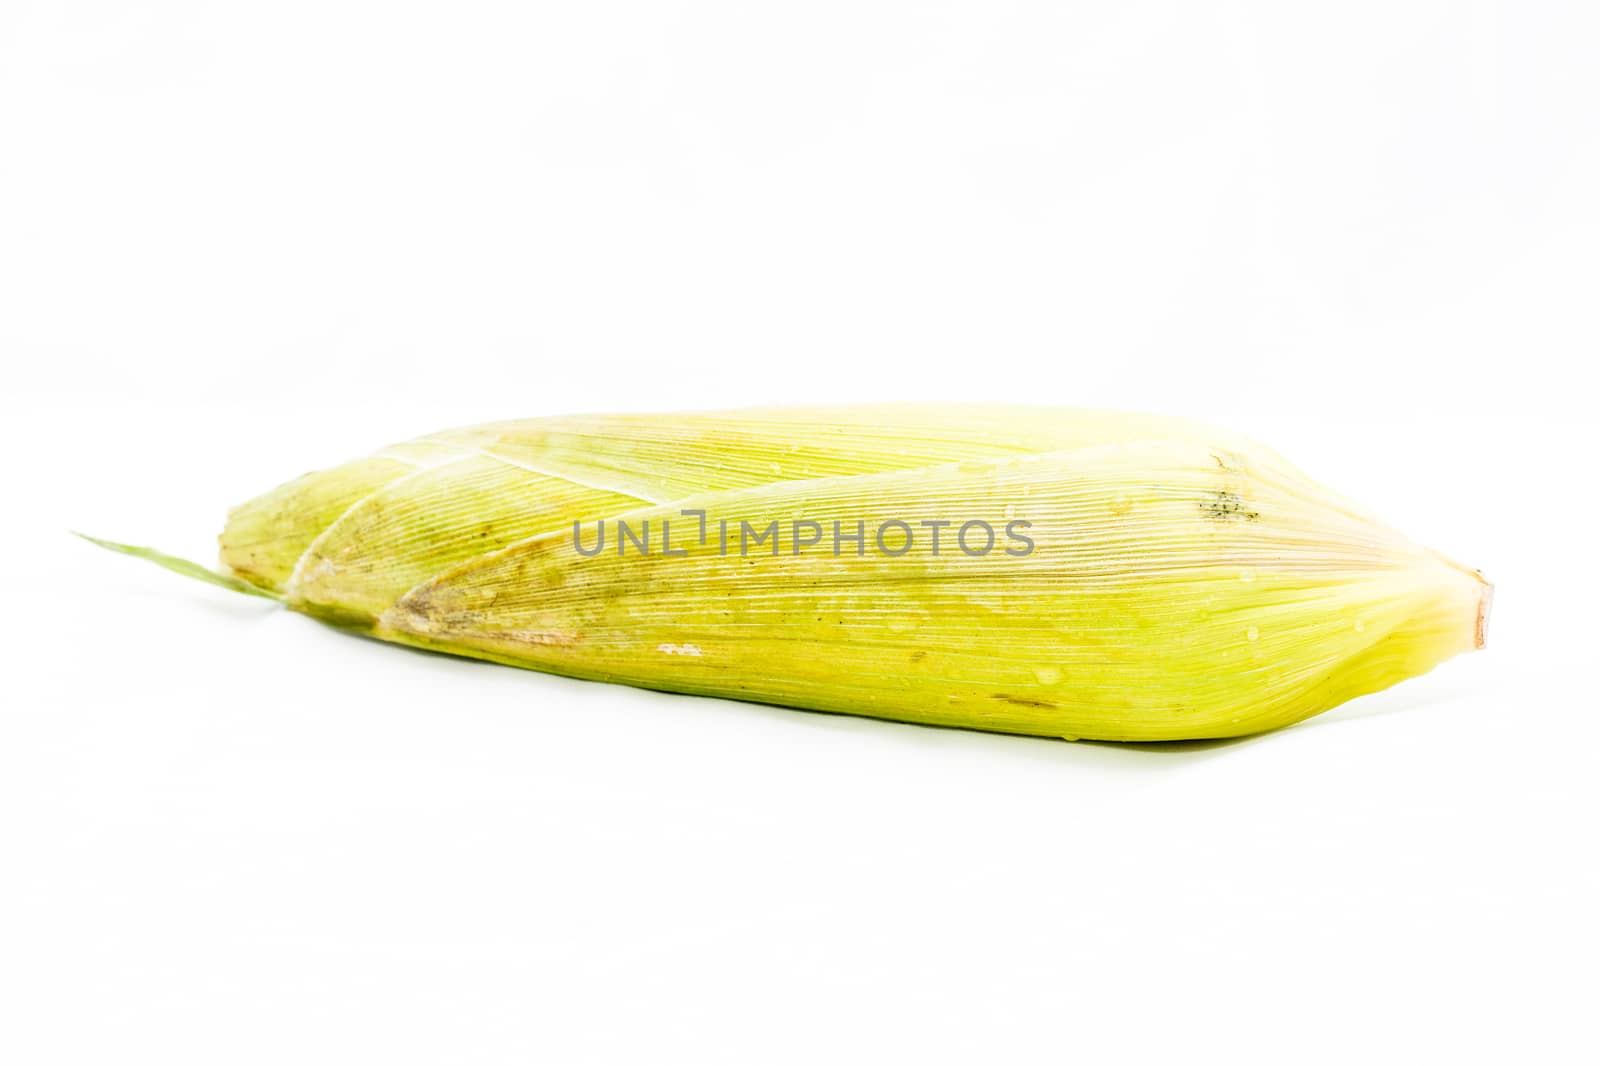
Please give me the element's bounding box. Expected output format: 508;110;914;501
2;2;1596;1063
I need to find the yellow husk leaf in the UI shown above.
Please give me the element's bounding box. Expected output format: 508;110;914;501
155;406;1487;741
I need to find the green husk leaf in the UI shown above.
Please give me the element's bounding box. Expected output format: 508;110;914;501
75;532;283;601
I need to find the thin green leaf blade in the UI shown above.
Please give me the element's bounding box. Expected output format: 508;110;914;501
75;532;284;601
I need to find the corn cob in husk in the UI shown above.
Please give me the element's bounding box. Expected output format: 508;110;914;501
87;406;1489;741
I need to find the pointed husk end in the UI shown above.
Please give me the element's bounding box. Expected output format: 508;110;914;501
76;532;284;601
